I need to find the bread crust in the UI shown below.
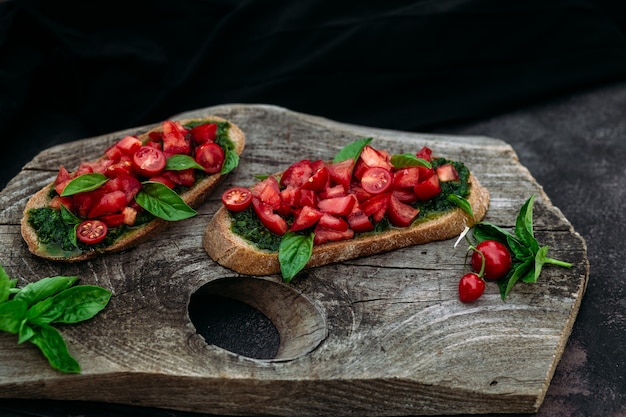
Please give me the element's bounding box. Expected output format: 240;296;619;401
21;116;245;262
203;173;489;276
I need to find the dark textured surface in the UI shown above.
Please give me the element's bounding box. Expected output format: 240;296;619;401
1;0;626;416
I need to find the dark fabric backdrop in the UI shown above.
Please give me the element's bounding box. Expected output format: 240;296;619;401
2;0;626;189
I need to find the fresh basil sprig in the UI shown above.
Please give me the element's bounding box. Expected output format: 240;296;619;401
60;173;109;197
390;153;432;169
135;182;197;221
470;194;573;300
0;263;111;373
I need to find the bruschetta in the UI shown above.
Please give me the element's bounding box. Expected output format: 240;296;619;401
22;116;245;262
203;138;489;281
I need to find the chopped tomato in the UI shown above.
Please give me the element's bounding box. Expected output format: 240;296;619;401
290;205;323;232
72;189;103;218
359;145;393;170
115;135;142;156
347;206;374;233
222;187;253;212
387;194;420;227
252;198;288;236
360;192;390;223
54;166;72;195
302;166;329;192
416;146;433;162
318;213;349;232
251;176;282;210
298;189;317;208
317;195;356;217
148;174;176;189
161;168;196;187
414;173;441;201
76;220;108;245
313;224;354;245
280;160;313;188
49;195;74;211
280;185;301;208
436;163;459;182
105;156;135;178
393;167;420;188
162;120;191;156
319;184;347;200
99;213;126;227
327;159;354;191
392;187;419;204
360;167;393;194
189;123;218;145
195;142;225;174
88;190;127;218
133;146;167;177
104;143;124;162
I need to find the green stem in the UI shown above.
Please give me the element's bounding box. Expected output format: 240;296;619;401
545;257;573;268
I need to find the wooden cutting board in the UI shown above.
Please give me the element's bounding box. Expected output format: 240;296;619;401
0;104;588;416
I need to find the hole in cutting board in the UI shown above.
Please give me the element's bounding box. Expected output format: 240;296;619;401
189;276;327;361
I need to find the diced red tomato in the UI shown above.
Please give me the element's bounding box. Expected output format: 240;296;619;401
88;190;127;218
318;213;349;232
301;166;329;192
148;174;175;189
317;195;356;217
319;184;347;200
54;166;72;195
360;192;390;223
359;145;393;170
360;167;393;195
101;174;141;204
313;224;354;245
115;135;142;156
195;142;225;174
49;195;74;211
387;194;420;227
252;198;288;236
221;187;253;212
189;123;218;145
144;141;162;150
280;160;313;188
99;213;126;227
105;156;135;178
327;159;354;191
290;205;323;232
251;176;282;210
133;146;167;177
436;163;459;182
162;120;191;156
393;167;420;188
416;146;433;162
280;185;301;208
72;189;104;218
298;189;317;208
414;173;441;201
347;205;374;233
104;143;124;162
161;168;196;187
392;187;419;204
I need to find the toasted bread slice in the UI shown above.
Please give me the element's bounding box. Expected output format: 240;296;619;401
21;116;245;262
203;173;489;276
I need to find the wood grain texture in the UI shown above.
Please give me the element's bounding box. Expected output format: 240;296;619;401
0;104;588;416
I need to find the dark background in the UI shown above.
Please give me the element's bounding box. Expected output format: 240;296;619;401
2;1;626;416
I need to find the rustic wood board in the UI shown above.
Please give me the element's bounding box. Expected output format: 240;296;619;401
0;104;588;416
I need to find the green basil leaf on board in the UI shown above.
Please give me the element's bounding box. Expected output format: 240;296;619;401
278;232;314;283
0;263;112;373
60;173;109;197
447;194;474;218
135;182;197;221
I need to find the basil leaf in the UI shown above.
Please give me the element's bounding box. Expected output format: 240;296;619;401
0;264;10;303
333;138;372;163
30;324;81;373
13;276;79;308
60;173;108;197
135;182;197;221
506;234;533;261
390;153;432;169
525;245;550;283
60;204;81;225
499;258;533;301
166;154;205;171
50;285;112;324
279;232;314;283
515;195;540;252
221;148;240;174
27;296;59;325
18;320;35;344
472;222;511;244
0;300;27;333
447;194;473;218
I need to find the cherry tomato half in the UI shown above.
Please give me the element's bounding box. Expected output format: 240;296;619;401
132;146;167;177
222;187;253;212
76;220;108;245
471;240;512;281
360;167;393;194
195;142;225;174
